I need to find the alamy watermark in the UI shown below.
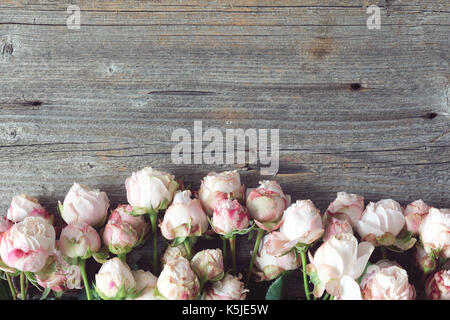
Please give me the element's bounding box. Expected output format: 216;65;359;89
171;121;279;176
66;5;80;30
367;5;381;30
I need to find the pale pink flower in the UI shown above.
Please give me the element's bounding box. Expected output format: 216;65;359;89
323;216;353;242
95;257;136;299
58;222;101;259
211;199;249;235
403;200;431;234
325;192;365;226
130;270;161;300
203;273;249;300
419;208;450;259
425;269;450;300
157;257;200;300
7;194;53;224
190;249;224;282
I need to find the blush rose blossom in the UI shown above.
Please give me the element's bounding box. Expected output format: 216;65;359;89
125;167;178;212
60;183;110;227
0;216;13;234
160;190;209;240
360;260;416;300
403;200;431;234
203;273;249;300
306;233;374;299
58;222;101;259
161;244;189;266
266;200;324;256
7;194;53;224
95;257;136;299
211;199;250;236
0;217;56;272
325;192;365;226
425;269;450;300
419;208;450;259
253;233;300;281
130;270;161;300
157;257;200;300
323;216;353;242
190;249;224;282
198;170;244;216
246;180;287;232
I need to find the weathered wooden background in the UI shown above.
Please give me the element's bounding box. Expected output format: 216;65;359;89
0;0;449;299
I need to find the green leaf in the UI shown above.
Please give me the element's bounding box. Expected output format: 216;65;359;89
57;201;64;217
357;261;372;284
40;287;51;300
265;271;293;300
25;272;43;292
92;247;110;264
171;236;187;247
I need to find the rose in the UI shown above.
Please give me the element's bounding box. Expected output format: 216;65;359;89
403;200;431;234
7;194;53;224
354;199;406;246
419;208;450;259
246;180;287;231
0;216;12;234
95;257;136;300
130;270;161;300
306;233;374;299
58;222;101;259
0;217;55;272
211;199;250;236
60;183;110;227
415;243;437;273
203;273;249;300
161;244;189;266
125;167;178;212
325;192;365;226
198;170;244;215
323;216;353;242
157;257;200;300
425;269;450;300
253;233;300;281
190;249;224;282
360;260;416;300
35;249;82;292
160;190;209;240
266;200;324;256
102;204;149;255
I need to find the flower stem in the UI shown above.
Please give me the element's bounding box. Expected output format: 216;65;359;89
20;272;27;301
222;239;227;262
299;249;311;300
6;273;16;300
229;235;237;276
245;228;264;287
322;293;330;300
78;259;92;301
381;246;387;260
149;211;158;275
184;238;192;260
118;253;127;263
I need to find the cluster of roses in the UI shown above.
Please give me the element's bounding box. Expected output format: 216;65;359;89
0;167;448;300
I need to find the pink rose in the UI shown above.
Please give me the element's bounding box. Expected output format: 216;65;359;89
425;269;450;300
325;192;365;226
203;273;249;300
95;257;136;299
266;200;324;256
190;249;224;282
161;244;189;266
211;199;249;236
253;233;300;281
110;204;149;238
0;216;13;234
7;194;53;224
246;181;287;231
419;208;450;259
198;170;244;216
0;217;55;272
60;183;110;227
323;216;353;242
130;270;161;300
157;257;200;300
160;190;209;240
58;222;101;259
360;260;416;300
403;200;431;234
125;167;178;211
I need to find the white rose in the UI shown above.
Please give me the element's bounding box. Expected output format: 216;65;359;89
161;244;189;266
95;258;136;299
203;273;249;300
130;270;161;300
7;194;52;224
419;208;450;259
325;192;365;226
157;257;200;300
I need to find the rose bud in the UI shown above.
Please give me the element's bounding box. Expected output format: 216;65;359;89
130;270;161;300
160;190;209;240
246;180;287;232
0;217;56;272
36;249;82;292
266;200;324;256
211;199;249;236
354;199;406;246
161;244;189;266
7;194;53;224
306;233;374;299
325;192;365;226
58;222;101;259
360;260;416;300
110;204;149;238
415;243;437;273
198;170;244;215
403;199;431;234
95;257;136;300
203;273;249;300
60;183;110;228
425;269;450;300
157;257;200;300
190;249;224;282
323;216;353;242
253;233;300;281
125;167;178;212
102;219;138;255
419;208;450;259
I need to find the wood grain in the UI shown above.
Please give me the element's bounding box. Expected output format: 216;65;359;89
0;0;449;299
